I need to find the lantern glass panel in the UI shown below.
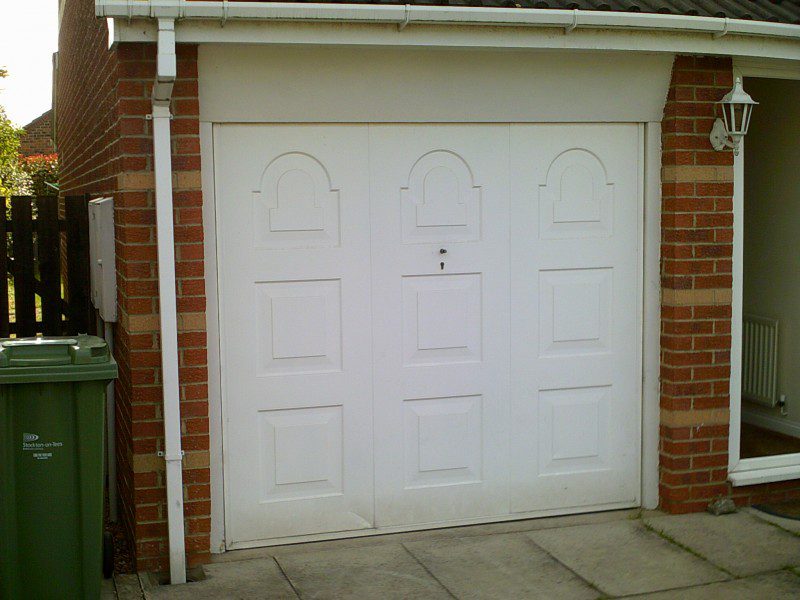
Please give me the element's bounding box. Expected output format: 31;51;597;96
722;103;731;134
742;104;753;135
730;103;746;135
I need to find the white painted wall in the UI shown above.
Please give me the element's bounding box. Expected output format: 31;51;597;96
198;45;672;124
743;76;800;434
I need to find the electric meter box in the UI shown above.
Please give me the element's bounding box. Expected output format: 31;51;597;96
88;197;117;323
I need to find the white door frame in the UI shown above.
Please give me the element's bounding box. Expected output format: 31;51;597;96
727;60;800;487
202;121;663;552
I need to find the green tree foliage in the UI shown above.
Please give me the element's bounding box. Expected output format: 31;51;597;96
19;154;59;196
0;68;26;197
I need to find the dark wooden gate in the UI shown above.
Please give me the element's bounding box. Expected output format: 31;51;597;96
0;195;92;338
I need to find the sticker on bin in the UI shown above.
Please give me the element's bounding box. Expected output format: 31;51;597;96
22;432;63;459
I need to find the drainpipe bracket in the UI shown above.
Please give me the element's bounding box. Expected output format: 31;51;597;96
398;4;411;31
713;17;729;39
158;450;185;462
564;9;579;34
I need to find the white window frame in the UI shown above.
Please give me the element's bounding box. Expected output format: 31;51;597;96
728;59;800;487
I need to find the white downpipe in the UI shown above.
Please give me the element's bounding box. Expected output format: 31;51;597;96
97;314;119;523
152;17;187;585
95;1;800;40
105;323;117;522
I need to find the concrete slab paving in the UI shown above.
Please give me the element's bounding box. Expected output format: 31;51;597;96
274;543;452;599
114;574;144;600
141;558;297;599
626;571;800;599
643;511;800;576
745;506;800;536
527;520;728;597
101;577;117;599
404;532;598;600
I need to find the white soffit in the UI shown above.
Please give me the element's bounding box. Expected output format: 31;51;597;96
114;20;800;62
198;46;673;123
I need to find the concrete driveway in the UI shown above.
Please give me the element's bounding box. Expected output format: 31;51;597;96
108;508;800;599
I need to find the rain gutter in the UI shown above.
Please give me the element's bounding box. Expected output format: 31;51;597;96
95;1;800;40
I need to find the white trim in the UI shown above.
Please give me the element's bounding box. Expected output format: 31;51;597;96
111;20;800;62
201;122;226;554
729;465;800;487
95;1;800;41
729;121;744;474
735;451;800;472
728;61;800;483
642;121;662;510
735;58;800;80
226;500;639;550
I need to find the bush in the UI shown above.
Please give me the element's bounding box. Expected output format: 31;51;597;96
18;153;59;196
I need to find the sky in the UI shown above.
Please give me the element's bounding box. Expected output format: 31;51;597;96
0;0;59;127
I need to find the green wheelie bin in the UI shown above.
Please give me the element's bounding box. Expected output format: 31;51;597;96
0;335;118;600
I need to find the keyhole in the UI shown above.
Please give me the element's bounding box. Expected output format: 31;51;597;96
440;262;445;271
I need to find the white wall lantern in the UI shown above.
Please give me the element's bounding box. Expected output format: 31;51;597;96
709;77;757;156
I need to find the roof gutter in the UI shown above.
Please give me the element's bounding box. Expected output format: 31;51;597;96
151;16;188;585
95;0;800;40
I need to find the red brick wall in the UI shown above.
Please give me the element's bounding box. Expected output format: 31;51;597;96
20;110;55;156
58;0;210;573
659;55;735;513
659;56;800;512
113;42;210;571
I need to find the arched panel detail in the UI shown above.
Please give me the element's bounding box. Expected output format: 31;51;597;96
400;150;481;243
538;148;614;239
252;152;340;248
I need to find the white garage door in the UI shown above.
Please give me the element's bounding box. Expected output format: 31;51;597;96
215;123;641;548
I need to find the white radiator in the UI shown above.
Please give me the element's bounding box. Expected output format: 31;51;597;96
742;314;779;407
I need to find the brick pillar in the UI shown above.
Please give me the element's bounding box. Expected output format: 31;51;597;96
659;56;735;513
114;42;210;571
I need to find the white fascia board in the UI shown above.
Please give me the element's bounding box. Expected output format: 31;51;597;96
110;19;800;62
96;0;800;40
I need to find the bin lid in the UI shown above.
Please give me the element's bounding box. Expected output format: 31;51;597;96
0;335;118;383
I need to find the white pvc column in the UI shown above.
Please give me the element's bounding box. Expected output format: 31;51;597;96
152;17;187;585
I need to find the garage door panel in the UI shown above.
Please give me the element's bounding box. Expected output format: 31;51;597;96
371;125;511;527
216;124;374;544
218;122;642;546
510;124;641;514
252;151;342;249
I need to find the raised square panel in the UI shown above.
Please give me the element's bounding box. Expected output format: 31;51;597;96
539;148;614;239
271;296;327;359
540;268;612;356
256;279;342;375
404;396;483;488
252;152;341;248
400;150;481;243
259;405;343;502
538;386;610;475
418;288;469;351
403;274;482;366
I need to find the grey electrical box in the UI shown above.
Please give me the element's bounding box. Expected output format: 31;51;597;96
88;197;117;323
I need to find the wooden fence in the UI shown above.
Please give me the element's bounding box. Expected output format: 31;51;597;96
0;195;93;338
